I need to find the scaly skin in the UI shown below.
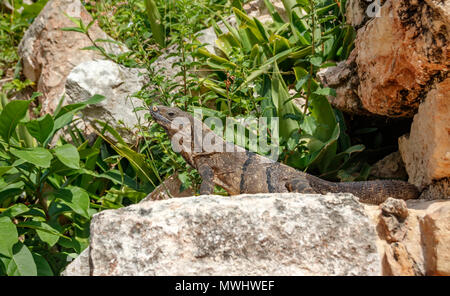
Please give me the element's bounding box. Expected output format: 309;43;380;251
150;106;420;205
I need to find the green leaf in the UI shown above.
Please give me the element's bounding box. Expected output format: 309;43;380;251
60;27;86;33
32;253;53;276
314;87;337;97
25;114;54;144
53;144;80;169
0;216;18;257
54;186;90;219
0;100;31;142
144;0;166;47
0;166;13;177
10;147;53;168
271;63;300;139
16;221;61;247
0;204;29;218
5;243;37;276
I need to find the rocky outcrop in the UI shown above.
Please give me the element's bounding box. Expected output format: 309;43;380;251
65;193;382;276
319;0;449;118
63;192;450;276
420;202;450;275
420;178;450;201
398;79;450;191
316;52;371;116
366;198;450;276
61;247;90;276
18;0;125;115
65;59;147;143
370;151;408;180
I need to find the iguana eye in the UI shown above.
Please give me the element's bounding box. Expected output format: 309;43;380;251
152;106;158;112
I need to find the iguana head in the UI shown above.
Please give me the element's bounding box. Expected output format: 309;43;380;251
150;105;194;136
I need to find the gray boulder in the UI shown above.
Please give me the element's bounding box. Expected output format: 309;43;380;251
64;193;381;275
65;59;147;143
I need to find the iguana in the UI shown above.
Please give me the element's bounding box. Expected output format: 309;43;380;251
150;105;419;204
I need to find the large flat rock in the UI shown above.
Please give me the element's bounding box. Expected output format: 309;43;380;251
85;193;381;275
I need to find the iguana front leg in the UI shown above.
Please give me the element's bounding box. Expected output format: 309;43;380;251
198;164;215;195
285;177;316;194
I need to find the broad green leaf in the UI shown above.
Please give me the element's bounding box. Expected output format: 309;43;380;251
0;204;29;218
144;0;165;47
215;33;240;59
309;94;337;142
263;0;284;25
98;170;138;190
10;147;53;168
271;63;300;140
0;216;18;256
314;87;337;97
5;243;37;276
54;186;90;219
25;114;54;144
21;0;47;18
32;253;53;276
0;166;12;177
0;100;30;142
307;124;340;172
16;221;61;247
53;144;80;169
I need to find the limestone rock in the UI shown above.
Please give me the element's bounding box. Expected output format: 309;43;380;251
345;0;387;29
398;79;450;190
65;59;147;143
420;178;450;200
319;0;449;118
370;151;408;180
382;242;417;276
316;52;371;116
61;247;90;276
379;198;409;243
354;0;449;117
366;199;450;275
420;201;450;275
79;193;380;276
18;0;126;115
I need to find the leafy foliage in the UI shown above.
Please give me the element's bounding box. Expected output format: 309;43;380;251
0;94;155;275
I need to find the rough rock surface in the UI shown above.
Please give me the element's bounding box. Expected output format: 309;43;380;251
398;79;450;190
420;202;450;275
63;194;450;276
18;0;125;115
65;59;147;143
316;52;371;116
77;193;381;276
319;0;449;118
420;178;450;200
378;198;409;243
365;198;450;275
61;247;90;276
345;0;388;29
370;151;408;180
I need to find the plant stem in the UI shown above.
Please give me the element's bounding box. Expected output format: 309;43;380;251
304;0;316;115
